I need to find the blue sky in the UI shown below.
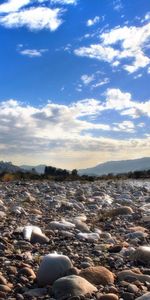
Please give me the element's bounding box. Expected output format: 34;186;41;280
0;0;150;169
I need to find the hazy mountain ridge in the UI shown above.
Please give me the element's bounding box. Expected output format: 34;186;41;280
1;157;150;176
20;165;46;174
0;161;23;174
79;157;150;176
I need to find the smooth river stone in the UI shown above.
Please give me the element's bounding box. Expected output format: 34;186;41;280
80;266;115;285
52;275;97;299
23;225;42;241
77;232;99;242
133;246;150;264
136;293;150;299
37;254;72;286
49;220;75;230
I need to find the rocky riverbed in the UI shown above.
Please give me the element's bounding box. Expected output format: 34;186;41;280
0;179;150;300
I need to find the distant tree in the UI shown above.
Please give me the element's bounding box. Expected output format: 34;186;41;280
71;169;78;177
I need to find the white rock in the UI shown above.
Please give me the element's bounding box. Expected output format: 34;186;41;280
37;253;72;286
12;206;27;215
133;246;150;263
77;232;99;242
49;220;75;230
23;226;42;241
0;211;6;218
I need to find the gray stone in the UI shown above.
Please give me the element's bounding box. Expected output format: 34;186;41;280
52;275;97;299
37;254;72;286
136;293;150;299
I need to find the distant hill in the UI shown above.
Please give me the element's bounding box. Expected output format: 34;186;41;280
20;164;46;174
0;161;23;174
79;157;150;176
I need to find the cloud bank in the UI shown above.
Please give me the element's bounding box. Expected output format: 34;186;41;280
0;89;149;168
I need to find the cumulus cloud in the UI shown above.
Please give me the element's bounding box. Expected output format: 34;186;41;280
0;0;74;31
18;48;48;57
74;44;119;63
0;93;149;168
0;6;63;31
86;16;100;27
105;88;150;118
105;89;132;110
74;23;150;73
0;0;31;13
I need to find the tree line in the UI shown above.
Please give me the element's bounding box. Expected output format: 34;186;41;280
0;166;149;182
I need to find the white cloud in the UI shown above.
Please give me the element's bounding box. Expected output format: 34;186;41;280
86;16;100;27
133;73;142;79
105;88;150;118
0;95;149;168
75;23;150;73
81;74;95;85
92;78;110;89
51;0;77;4
74;44;119;63
0;6;63;31
141;12;150;23
18;48;48;57
0;0;31;13
113;0;123;11
113;120;135;133
121;101;150;118
105;88;132;110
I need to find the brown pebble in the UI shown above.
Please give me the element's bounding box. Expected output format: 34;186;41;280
0;291;6;298
98;294;119;300
108;245;122;253
0;275;7;285
18;267;36;279
7;266;17;275
127;283;139;293
108;286;118;294
80;266;115;285
0;284;11;293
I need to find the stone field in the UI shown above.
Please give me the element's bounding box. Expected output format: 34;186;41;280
0;179;150;300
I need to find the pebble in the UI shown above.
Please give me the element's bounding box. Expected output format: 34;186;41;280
0;285;11;293
133;246;150;264
37;253;72;286
18;267;36;279
0;275;7;285
0;179;149;299
52;275;97;299
80;266;115;285
98;294;119;300
136;293;150;299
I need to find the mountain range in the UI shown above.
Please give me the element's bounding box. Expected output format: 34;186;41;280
0;157;150;176
0;161;22;174
20;164;46;174
79;157;150;176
